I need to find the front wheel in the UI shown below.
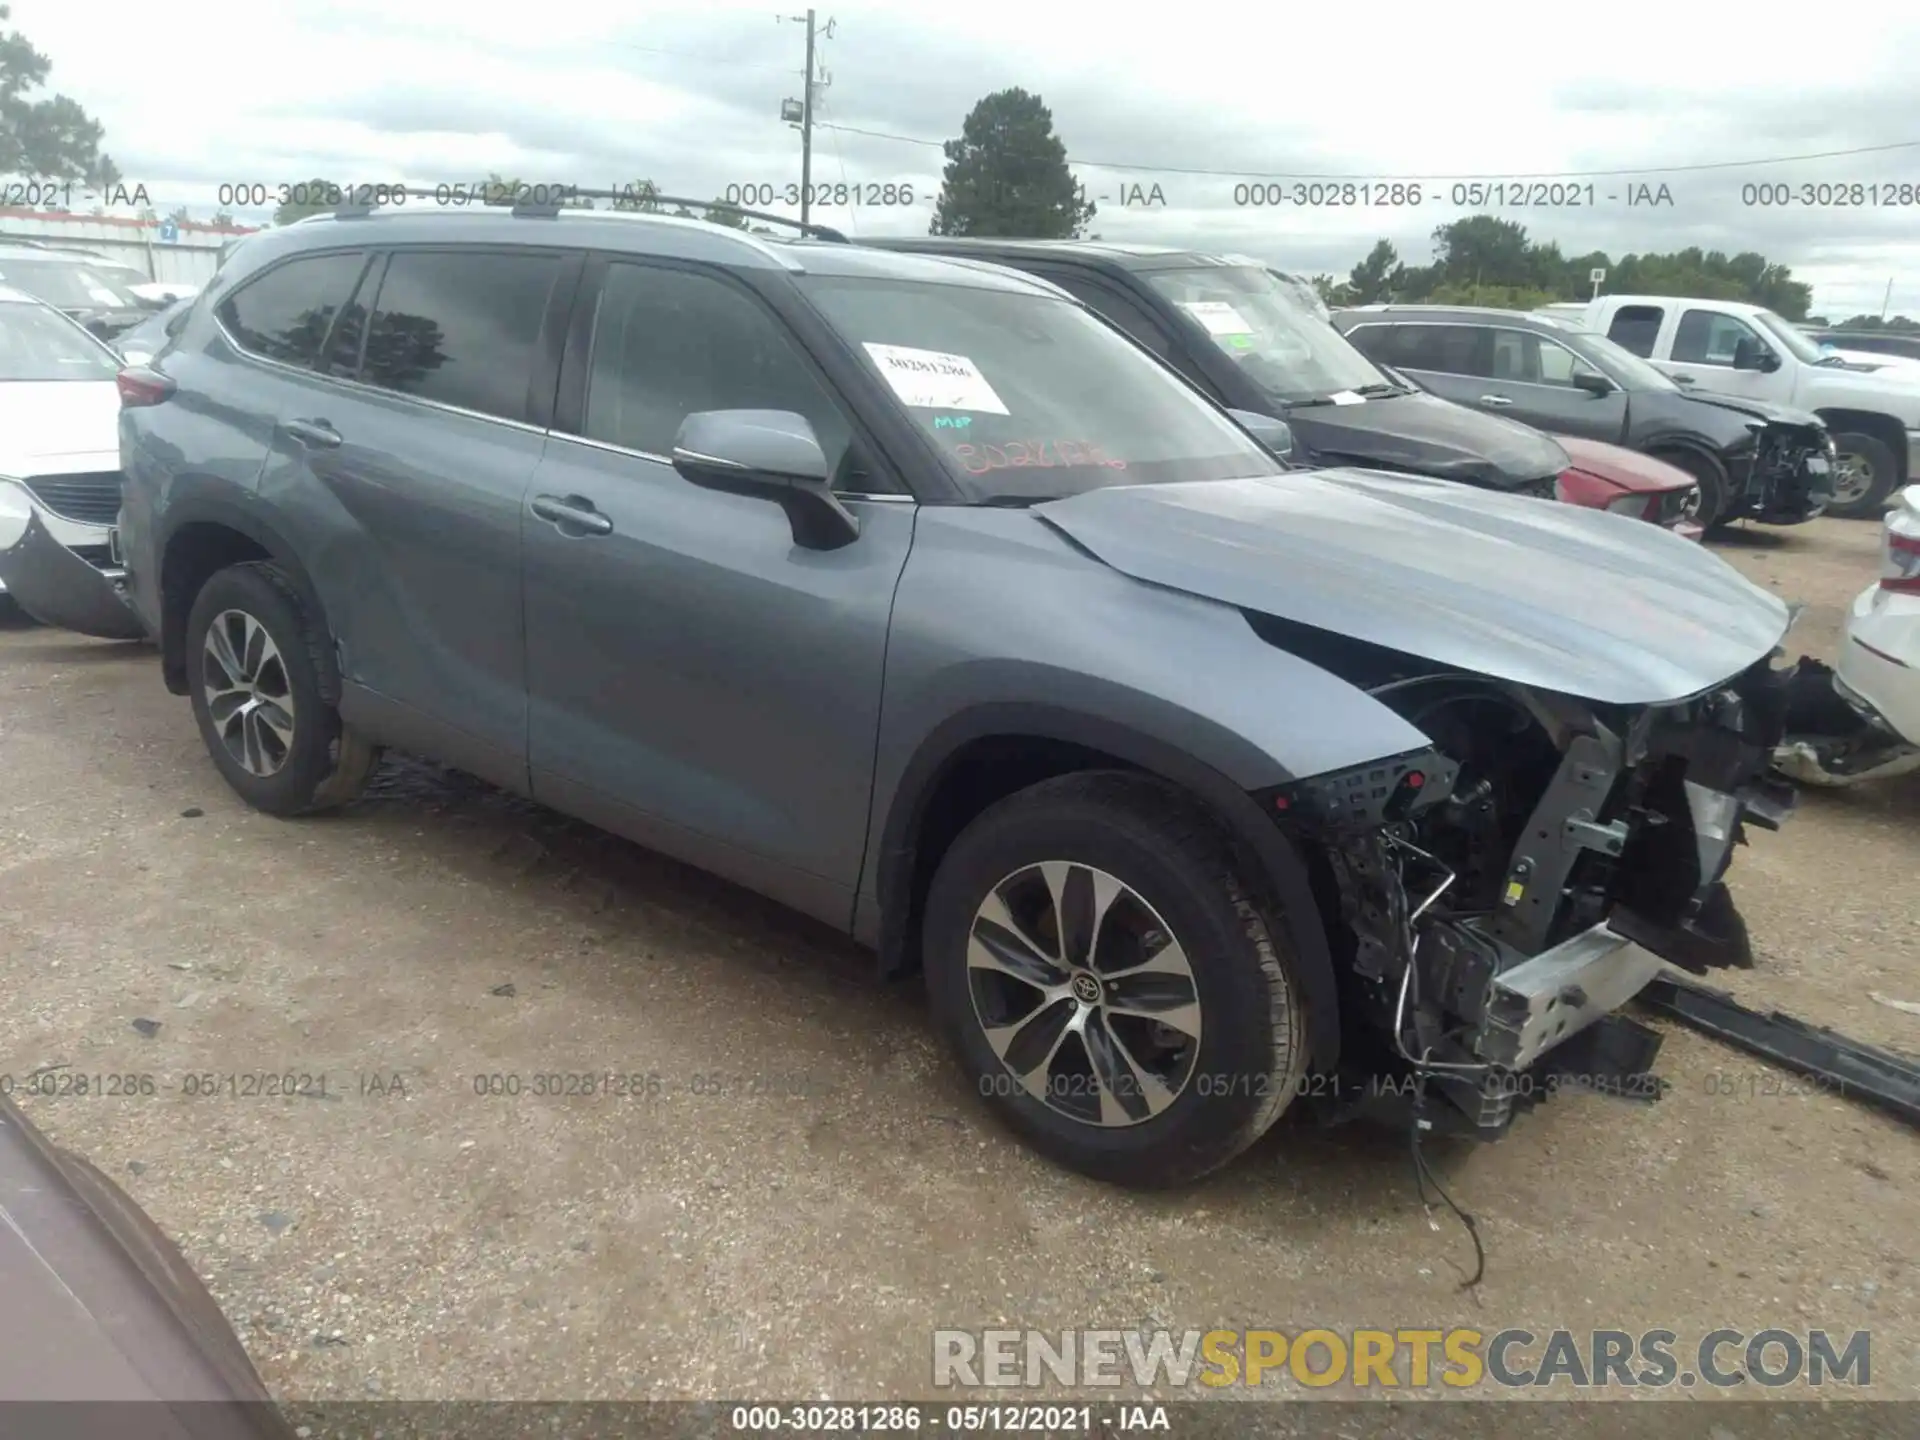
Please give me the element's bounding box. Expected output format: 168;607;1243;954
184;562;380;816
1655;448;1732;530
923;772;1310;1188
1826;432;1900;519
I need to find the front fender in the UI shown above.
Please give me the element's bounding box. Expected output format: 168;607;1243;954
860;509;1440;1069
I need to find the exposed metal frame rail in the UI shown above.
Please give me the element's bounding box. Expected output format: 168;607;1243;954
326;186;849;242
1637;974;1920;1128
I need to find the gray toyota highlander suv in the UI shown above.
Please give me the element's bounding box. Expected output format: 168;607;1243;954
82;200;1798;1185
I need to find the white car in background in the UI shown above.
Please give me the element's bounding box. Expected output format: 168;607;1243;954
0;284;144;637
1779;485;1920;786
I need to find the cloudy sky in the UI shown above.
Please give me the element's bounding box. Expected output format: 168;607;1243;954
14;0;1920;316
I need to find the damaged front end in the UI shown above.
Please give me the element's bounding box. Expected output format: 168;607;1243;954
0;476;147;640
1735;423;1835;525
1266;649;1796;1138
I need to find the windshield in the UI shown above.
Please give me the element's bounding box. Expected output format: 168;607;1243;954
0;258;146;311
0;300;121;381
1752;310;1825;365
1563;328;1681;392
797;275;1281;501
1140;266;1391;404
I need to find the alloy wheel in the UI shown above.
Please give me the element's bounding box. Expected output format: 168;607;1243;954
201;608;296;777
967;861;1203;1127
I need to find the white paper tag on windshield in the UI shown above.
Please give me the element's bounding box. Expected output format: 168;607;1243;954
1327;390;1366;405
863;343;1009;414
86;286;121;306
1180;301;1254;336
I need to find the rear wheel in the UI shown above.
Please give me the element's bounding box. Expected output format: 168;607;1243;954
1827;432;1900;519
185;562;379;815
923;772;1310;1188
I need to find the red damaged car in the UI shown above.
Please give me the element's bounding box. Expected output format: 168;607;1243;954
1552;434;1705;541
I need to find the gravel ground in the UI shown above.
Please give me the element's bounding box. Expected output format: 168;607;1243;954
1;515;1915;1417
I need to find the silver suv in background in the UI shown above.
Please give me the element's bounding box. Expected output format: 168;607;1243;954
28;196;1803;1185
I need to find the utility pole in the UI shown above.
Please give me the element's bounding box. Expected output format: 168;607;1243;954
801;9;815;229
1882;276;1894;321
779;10;832;229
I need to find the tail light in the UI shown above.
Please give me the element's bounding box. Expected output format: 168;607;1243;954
1605;492;1658;521
116;365;175;407
1882;508;1920;594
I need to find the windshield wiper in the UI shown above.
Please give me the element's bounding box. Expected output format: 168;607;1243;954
1351;381;1415;398
973;494;1046;508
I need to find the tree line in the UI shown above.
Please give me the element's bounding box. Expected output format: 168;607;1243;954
922;88;1916;327
5;11;1908;330
1310;216;1826;319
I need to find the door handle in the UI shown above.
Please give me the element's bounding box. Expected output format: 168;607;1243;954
1477;394;1513;407
530;493;614;536
279;417;342;448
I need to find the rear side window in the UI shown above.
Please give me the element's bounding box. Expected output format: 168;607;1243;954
1363;323;1487;377
1607;304;1665;358
216;251;367;368
355;249;562;422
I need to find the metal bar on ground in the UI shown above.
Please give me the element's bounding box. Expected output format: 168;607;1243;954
1637;974;1920;1129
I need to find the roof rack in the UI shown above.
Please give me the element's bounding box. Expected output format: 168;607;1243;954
328;186;848;242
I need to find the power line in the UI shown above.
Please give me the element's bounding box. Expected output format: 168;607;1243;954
810;125;1920;181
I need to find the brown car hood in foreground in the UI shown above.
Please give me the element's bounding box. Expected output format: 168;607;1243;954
0;1094;293;1437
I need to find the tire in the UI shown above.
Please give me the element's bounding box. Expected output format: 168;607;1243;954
184;561;380;816
1655;448;1732;530
923;771;1310;1188
1826;432;1900;519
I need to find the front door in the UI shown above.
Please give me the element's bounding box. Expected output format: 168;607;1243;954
1665;307;1790;404
1477;327;1630;443
522;259;914;926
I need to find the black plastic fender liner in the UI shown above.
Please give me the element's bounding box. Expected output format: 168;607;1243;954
0;498;148;641
1637;975;1920;1129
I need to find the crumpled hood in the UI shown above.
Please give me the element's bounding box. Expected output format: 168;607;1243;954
1679;389;1824;430
1037;469;1790;706
1284;389;1569;490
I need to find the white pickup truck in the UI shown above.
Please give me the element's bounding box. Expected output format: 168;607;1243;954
1540;295;1920;517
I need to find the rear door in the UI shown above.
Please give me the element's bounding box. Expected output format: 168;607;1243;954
521;258;915;926
255;245;580;789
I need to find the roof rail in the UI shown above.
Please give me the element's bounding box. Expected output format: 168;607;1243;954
326;186;848;242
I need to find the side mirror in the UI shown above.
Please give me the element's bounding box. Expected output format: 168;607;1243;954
1571;370;1616;397
672;409;860;551
1227;409;1295;458
1732;337;1778;372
